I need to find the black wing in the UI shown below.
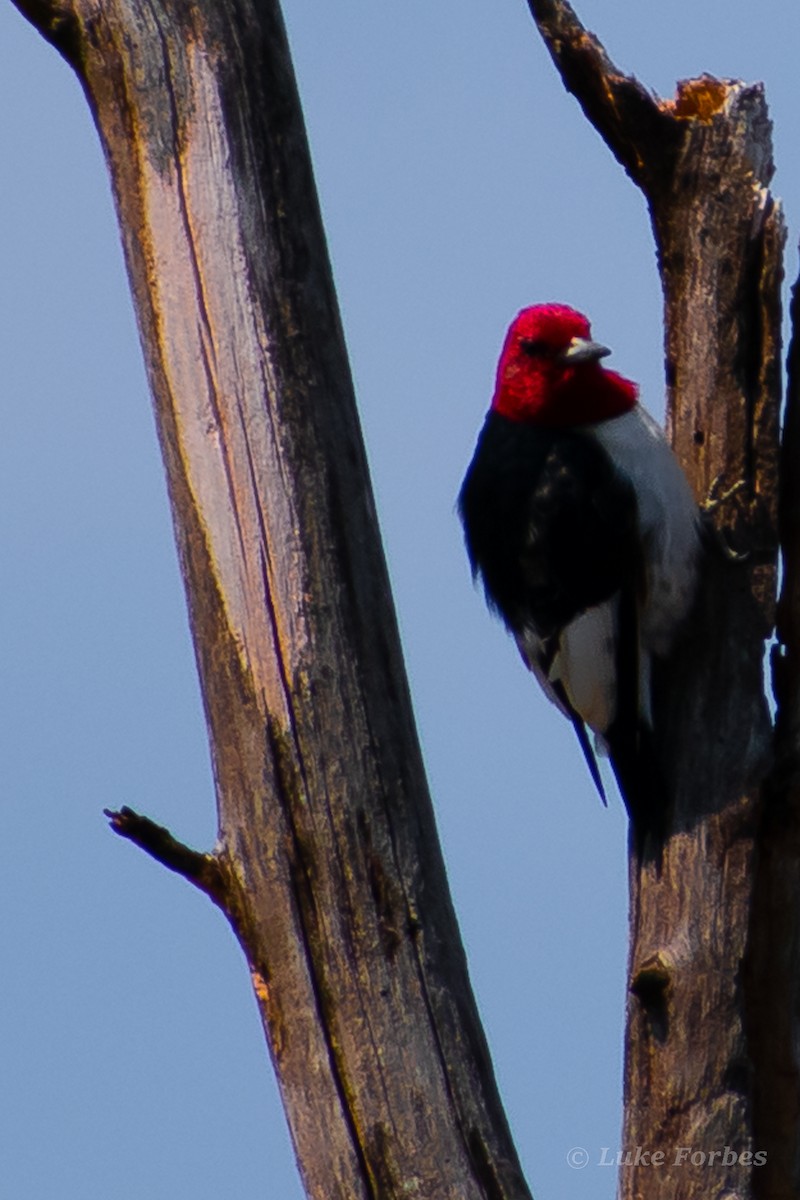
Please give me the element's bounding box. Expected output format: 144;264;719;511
459;411;639;639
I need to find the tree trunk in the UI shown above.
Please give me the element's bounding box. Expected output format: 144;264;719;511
10;0;530;1195
527;3;792;1198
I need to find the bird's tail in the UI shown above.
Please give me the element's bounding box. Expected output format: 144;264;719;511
571;714;607;807
607;722;666;860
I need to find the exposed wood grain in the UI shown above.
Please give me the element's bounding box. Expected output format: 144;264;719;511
525;3;784;1197
9;0;533;1195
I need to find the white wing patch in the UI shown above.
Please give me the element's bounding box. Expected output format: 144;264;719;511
517;405;700;738
517;602;617;735
550;603;618;733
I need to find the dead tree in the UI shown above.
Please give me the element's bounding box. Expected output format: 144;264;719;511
8;0;800;1194
526;4;797;1200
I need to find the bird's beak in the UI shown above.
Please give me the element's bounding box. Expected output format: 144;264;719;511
560;336;611;364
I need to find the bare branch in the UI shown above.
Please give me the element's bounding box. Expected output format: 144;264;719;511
525;0;679;188
105;807;227;906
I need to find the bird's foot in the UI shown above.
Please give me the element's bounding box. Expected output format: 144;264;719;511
700;477;749;561
702;474;746;513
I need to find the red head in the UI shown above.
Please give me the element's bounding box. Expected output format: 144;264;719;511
490;303;638;426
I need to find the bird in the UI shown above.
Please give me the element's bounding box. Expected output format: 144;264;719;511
458;303;702;848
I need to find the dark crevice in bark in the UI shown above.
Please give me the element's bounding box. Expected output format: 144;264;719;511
267;716;380;1200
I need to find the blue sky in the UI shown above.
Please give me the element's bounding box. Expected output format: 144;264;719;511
2;2;798;1197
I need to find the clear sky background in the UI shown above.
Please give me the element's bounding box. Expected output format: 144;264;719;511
1;2;798;1198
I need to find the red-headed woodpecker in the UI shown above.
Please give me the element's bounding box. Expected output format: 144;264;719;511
459;304;701;840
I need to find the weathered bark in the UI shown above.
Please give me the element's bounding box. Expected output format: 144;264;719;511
9;0;531;1196
526;2;787;1197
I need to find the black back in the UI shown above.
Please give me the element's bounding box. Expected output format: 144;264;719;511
458;411;640;640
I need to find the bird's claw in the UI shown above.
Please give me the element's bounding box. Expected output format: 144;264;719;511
700;477;749;561
702;475;746;513
700;510;749;562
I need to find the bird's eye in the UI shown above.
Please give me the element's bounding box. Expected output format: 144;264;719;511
519;338;551;357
